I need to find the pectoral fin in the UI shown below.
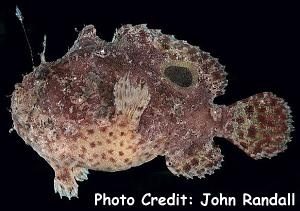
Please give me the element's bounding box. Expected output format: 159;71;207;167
113;73;151;126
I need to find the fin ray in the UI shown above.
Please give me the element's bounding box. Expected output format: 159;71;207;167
114;73;150;122
165;143;223;179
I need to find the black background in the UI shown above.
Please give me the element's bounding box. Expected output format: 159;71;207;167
0;0;299;210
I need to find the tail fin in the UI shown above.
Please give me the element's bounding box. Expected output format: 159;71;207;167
223;92;293;159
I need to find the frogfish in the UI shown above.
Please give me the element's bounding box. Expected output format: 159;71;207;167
10;24;293;199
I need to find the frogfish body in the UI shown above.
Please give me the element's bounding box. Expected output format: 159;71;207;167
11;25;293;199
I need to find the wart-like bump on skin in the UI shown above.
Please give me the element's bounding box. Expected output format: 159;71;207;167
11;24;293;200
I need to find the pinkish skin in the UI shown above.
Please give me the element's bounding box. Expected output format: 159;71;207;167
11;25;293;199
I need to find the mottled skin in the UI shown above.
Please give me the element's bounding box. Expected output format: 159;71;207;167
11;25;293;199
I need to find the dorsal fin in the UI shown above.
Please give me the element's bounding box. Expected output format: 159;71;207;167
40;34;47;63
113;24;228;98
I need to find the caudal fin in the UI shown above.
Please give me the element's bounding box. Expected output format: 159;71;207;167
223;92;293;159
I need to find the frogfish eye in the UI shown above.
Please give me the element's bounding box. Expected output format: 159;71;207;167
164;66;193;87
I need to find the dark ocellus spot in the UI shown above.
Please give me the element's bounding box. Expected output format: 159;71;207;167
164;66;193;87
